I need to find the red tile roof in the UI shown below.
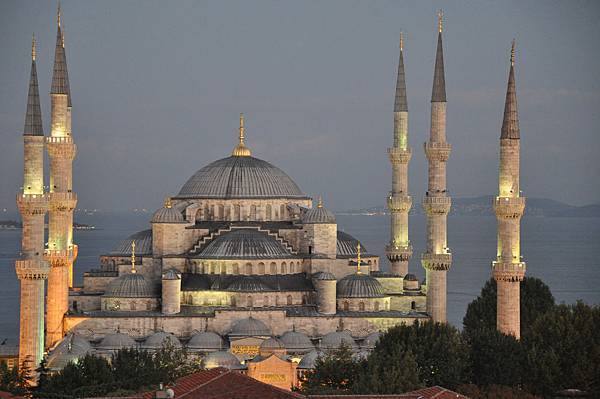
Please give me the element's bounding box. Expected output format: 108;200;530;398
308;386;468;399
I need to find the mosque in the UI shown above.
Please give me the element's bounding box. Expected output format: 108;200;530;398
14;6;525;388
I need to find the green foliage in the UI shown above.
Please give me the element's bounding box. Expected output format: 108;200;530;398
457;384;542;399
354;348;420;394
0;362;28;395
298;344;362;395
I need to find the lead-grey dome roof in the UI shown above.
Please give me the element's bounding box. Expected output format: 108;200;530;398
320;331;357;350
298;349;324;369
187;331;224;351
98;332;137;350
199;229;294;259
203;350;245;370
47;334;92;370
176;156;307;199
303;205;336;224
280;331;314;352
111;229;153;256
260;337;285;350
104;273;156;298
229;317;271;337
336;231;369;257
143;332;182;349
152;206;184;224
337;273;384;298
312;271;337;281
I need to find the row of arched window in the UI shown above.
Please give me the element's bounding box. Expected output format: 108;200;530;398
184;293;310;307
196;203;289;222
189;260;302;275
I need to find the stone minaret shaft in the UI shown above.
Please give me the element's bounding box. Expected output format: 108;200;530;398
493;41;526;339
421;12;452;323
386;33;412;276
16;35;49;377
46;9;78;348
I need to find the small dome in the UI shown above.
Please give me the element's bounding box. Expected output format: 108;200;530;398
362;332;381;349
203;350;245;370
143;331;182;350
280;331;314;352
312;271;336;281
47;334;92;371
227;276;271;292
111;229;152;255
298;350;324;369
320;331;357;350
162;269;181;280
199;229;293;259
302;200;335;224
98;332;137;351
403;274;420;291
104;273;156;298
404;274;418;281
152;201;184;224
260;337;285;350
337;273;384;298
336;231;369;257
229;317;271;337
187;332;224;351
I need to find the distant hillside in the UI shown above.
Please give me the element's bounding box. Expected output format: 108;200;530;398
340;196;600;217
0;220;95;230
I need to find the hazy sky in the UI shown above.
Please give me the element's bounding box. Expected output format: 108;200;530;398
1;1;599;212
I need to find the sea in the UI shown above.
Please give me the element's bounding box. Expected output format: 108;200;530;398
1;213;598;343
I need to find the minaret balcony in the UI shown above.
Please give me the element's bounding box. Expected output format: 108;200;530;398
15;258;49;280
387;195;412;212
44;247;75;267
421;252;452;271
493;196;525;219
46;136;76;159
422;196;451;215
16;193;49;215
387;147;412;164
385;243;413;262
492;261;526;282
49;192;78;211
424;142;451;162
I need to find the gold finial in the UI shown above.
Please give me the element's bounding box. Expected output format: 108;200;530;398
510;39;516;66
130;241;136;273
164;197;172;209
317;196;323;208
437;9;443;33
356;242;362;274
61;25;65;48
57;1;61;27
400;31;404;52
232;113;252;157
31;33;36;61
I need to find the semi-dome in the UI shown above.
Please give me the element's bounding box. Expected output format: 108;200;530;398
260;337;285;350
143;331;182;349
320;331;357;350
303;200;336;224
104;272;155;298
229;317;271;337
152;198;185;223
110;229;153;256
280;331;314;352
162;268;181;280
312;271;337;281
98;332;137;351
187;331;224;351
298;349;324;369
404;273;418;281
203;350;245;370
199;229;293;259
47;334;92;371
337;273;384;298
227;276;271;292
176;156;307;199
336;231;369;257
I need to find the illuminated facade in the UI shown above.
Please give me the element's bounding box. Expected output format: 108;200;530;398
492;41;526;339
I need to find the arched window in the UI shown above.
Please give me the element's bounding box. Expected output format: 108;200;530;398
250;205;257;220
146;301;152;311
247;296;253;308
270;262;277;274
264;296;269;307
411;301;416;310
204;204;210;220
130;302;136;311
210;264;217;274
301;295;307;305
281;262;287;274
258;263;265;274
289;262;295;273
266;204;272;220
359;302;365;311
245;263;253;275
343;301;349;311
210;205;215;219
218;204;225;220
234;204;241;221
233;263;240;274
374;301;380;311
231;296;237;307
286;295;293;306
280;204;286;219
275;296;280;306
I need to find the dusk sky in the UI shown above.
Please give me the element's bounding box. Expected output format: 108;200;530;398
1;1;599;212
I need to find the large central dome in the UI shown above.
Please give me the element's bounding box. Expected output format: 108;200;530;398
176;156;307;199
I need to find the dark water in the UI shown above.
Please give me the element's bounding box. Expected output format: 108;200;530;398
1;214;598;343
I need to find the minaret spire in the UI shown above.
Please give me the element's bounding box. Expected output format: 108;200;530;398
24;34;43;137
386;30;413;276
493;41;526;339
431;10;446;103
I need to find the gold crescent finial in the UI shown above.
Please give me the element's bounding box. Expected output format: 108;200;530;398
317;196;323;208
356;242;362;274
437;9;443;33
57;1;61;27
164;197;172;209
32;33;36;61
232;113;252;156
510;39;516;66
61;25;65;48
400;31;404;51
239;113;245;144
131;241;136;273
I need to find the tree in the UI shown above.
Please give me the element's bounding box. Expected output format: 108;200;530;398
0;362;27;395
466;328;524;387
463;277;555;338
298;343;362;395
457;384;542;399
354;348;420;394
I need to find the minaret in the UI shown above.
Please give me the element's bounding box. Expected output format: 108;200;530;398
385;32;413;277
421;11;452;323
493;40;526;339
16;34;50;379
46;4;78;348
